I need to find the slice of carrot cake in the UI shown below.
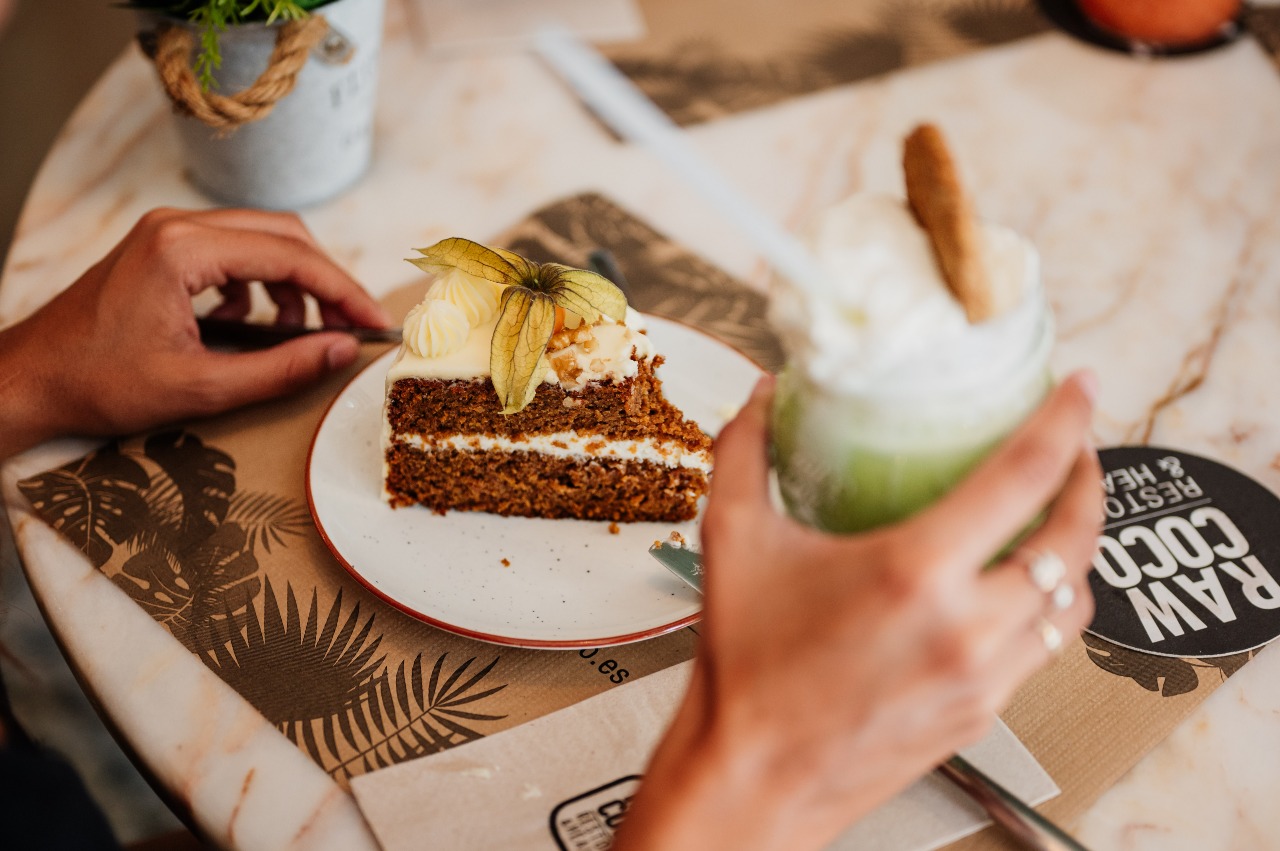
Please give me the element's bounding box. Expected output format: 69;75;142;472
381;238;711;522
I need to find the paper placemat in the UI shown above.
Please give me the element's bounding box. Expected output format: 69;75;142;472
13;194;776;794
351;660;1058;851
602;0;1050;126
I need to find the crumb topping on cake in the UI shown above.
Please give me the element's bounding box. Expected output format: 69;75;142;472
405;237;628;414
387;306;653;389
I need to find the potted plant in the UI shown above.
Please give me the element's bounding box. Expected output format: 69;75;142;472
129;0;386;209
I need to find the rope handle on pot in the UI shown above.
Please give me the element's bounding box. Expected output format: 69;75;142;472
139;15;330;130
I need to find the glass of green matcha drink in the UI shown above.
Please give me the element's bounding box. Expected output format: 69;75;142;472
769;192;1053;535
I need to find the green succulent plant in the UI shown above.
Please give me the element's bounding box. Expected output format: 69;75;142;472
127;0;334;89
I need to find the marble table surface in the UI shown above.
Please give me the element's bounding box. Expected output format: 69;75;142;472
5;1;1280;847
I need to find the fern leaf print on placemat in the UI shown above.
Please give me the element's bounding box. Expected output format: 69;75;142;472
606;0;1049;126
19;430;511;786
1082;632;1255;698
501;193;784;372
201;579;507;784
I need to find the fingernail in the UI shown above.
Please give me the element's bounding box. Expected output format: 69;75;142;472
1075;369;1098;404
327;336;359;371
375;304;395;326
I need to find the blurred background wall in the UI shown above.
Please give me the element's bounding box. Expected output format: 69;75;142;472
0;0;135;268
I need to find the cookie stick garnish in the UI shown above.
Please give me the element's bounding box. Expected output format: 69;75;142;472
902;124;995;323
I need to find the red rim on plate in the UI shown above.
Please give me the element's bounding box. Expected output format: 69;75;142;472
305;315;765;649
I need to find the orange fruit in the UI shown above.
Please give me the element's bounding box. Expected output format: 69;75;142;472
1078;0;1241;45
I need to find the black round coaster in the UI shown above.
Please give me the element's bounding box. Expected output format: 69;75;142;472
1087;447;1280;658
1036;0;1245;58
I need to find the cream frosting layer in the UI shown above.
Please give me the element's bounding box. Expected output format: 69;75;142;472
387;306;655;389
425;268;501;327
402;298;469;358
391;431;712;471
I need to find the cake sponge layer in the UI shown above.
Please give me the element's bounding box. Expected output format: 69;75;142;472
384;445;708;522
385;357;709;451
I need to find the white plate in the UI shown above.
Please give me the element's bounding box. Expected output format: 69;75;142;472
307;316;763;648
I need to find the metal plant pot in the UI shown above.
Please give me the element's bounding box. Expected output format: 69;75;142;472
140;0;385;209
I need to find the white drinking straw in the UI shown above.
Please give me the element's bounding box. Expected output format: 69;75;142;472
532;25;824;290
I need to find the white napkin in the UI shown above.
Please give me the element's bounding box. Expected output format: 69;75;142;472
351;660;1058;850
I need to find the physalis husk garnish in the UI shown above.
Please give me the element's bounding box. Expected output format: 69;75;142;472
408;238;627;414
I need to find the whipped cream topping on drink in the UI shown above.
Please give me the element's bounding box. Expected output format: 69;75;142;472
771;193;1046;397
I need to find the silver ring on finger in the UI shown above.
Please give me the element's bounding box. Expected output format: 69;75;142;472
1024;548;1073;611
1025;548;1066;592
1050;582;1075;612
1037;618;1064;654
